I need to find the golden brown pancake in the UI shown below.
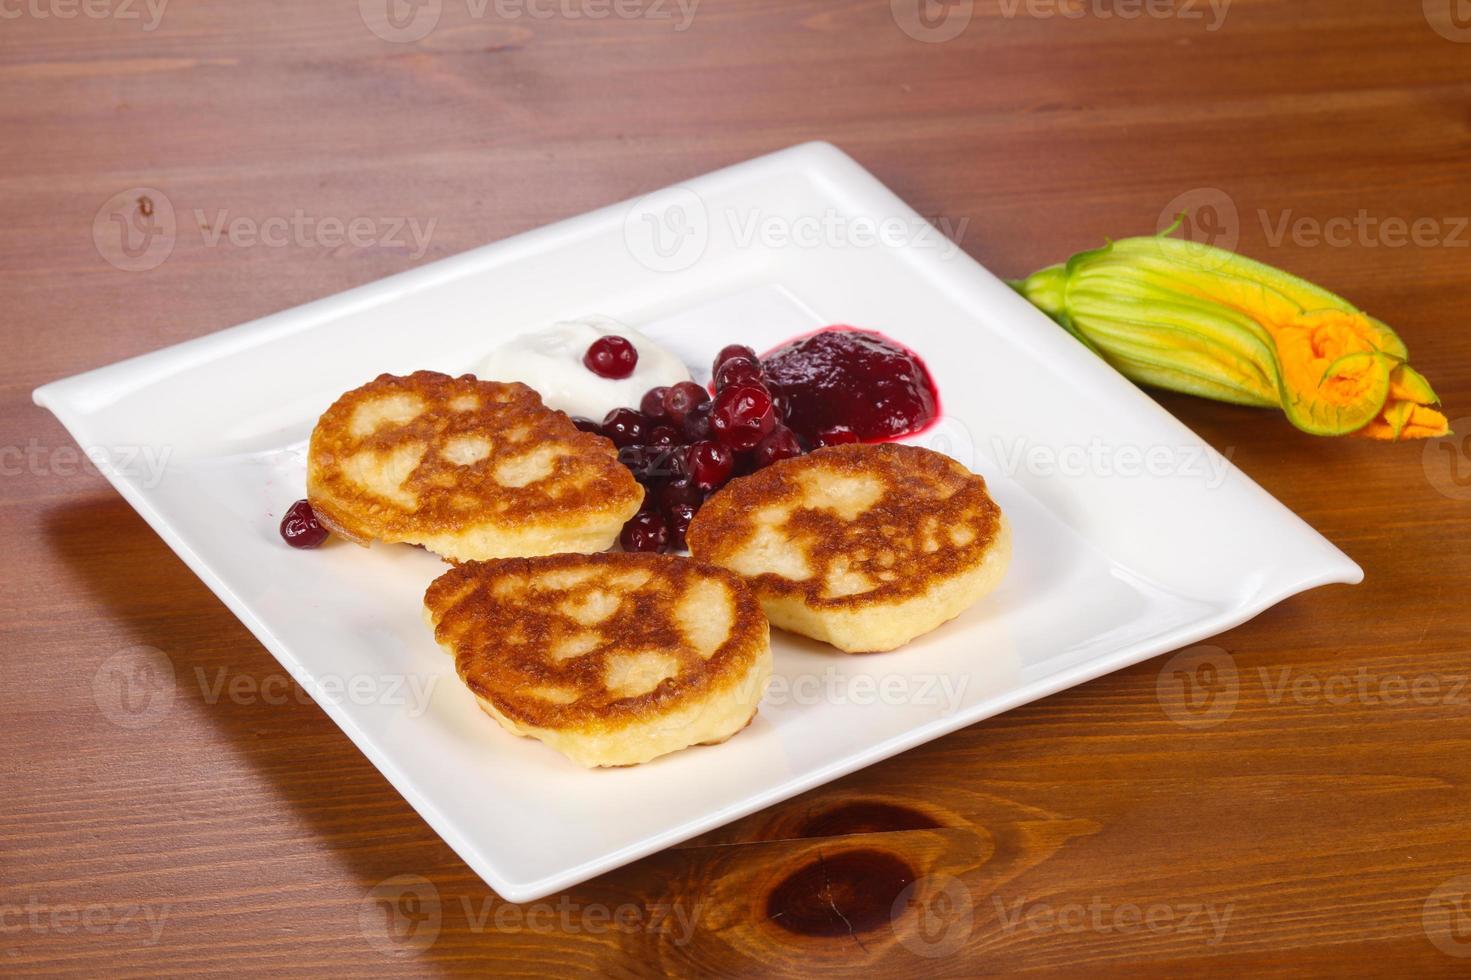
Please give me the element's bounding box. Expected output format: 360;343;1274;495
307;371;642;561
424;552;772;767
687;443;1010;652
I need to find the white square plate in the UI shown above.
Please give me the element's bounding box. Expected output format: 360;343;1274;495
35;143;1361;901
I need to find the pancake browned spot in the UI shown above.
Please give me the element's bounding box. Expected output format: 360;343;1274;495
687;443;1010;653
424;552;772;767
307;371;642;561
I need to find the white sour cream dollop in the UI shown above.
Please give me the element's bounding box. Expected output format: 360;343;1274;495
479;315;692;421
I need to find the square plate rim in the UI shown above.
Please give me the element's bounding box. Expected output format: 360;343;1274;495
33;141;1364;902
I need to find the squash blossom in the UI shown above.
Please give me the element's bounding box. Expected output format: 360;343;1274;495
1010;230;1449;440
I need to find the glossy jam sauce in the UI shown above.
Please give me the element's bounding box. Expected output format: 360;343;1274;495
762;327;939;445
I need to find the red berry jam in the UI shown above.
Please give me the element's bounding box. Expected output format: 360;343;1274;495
280;499;329;548
583;335;639;379
763;328;938;444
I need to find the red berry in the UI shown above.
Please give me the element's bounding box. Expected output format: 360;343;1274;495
681;401;713;442
815;426;860;447
620;510;668;553
710;384;776;451
583;335;639;379
658;476;702;511
712;344;758;378
686;440;735;492
663;380;710;422
570;415;602;435
665;501;697;551
646;424;680;448
601;407;647;448
640;386;670;419
280;499;329;549
714;357;764;391
753;426;804;468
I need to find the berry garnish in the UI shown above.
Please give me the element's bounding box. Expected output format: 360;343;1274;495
815;425;860;447
583;335;639;379
570;415;603;435
640;386;671;419
646;424;680;448
711;344;758;378
664;501;697;551
657;476;702;511
280;499;329;549
620;510;668;553
663;380;710;422
714;356;764;391
681;401;713;442
618;445;654;482
686;440;735;492
601;407;647;448
753;426;804;468
710;384;777;451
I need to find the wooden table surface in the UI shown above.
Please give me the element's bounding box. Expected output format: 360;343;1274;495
6;0;1471;975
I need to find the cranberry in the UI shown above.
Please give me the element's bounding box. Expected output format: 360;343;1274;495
714;357;764;391
815;426;860;447
601;407;647;448
570;415;603;435
658;476;702;511
681;401;714;442
710;384;777;451
620;510;668;553
663;380;710;422
712;344;758;378
646;446;686;482
646;424;680;448
280;499;329;549
618;445;654;482
753;426;804;468
640;386;671;419
686;440;735;492
583;335;639;379
665;501;697;551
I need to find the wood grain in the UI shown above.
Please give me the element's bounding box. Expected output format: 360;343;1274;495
4;0;1471;974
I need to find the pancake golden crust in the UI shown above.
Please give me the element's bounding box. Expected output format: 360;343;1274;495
686;443;1010;653
307;371;642;561
424;552;772;767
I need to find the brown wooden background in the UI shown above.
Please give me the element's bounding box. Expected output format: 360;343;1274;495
5;0;1471;975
